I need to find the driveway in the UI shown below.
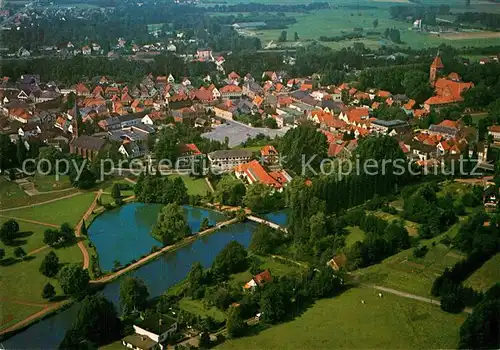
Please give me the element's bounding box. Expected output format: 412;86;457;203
201;120;290;147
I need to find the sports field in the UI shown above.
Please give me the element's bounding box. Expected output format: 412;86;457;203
218;287;465;349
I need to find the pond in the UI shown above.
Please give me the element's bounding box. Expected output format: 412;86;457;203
263;209;290;227
3;221;258;349
88;203;226;271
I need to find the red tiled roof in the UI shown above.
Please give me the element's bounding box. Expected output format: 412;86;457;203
235;160;282;189
488;125;500;133
220;85;242;93
431;55;444;69
253;270;272;286
76;83;90;94
404;99;416;110
180;143;201;156
438;119;458;129
377;90;391;98
261;145;278;156
447;72;461;81
228;71;241;80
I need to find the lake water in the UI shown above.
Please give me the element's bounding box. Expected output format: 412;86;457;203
88;203;226;271
263;209;290;227
2;218;257;349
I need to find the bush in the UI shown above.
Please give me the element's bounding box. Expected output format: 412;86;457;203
441;293;465;313
413;245;429;258
381;205;398;215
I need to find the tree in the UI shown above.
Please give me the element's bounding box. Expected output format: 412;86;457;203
42;282;56;300
0;133;16;171
60;295;121;348
16;136;27;165
259;282;289;324
459;299;500;349
294;32;299;41
40;251;60;277
111;183;121;203
0;219;20;244
243;183;281;214
119;277;150;314
214;175;246;206
249;224;283;255
155;127;179;163
402;70;434;104
212;241;248;278
0;248;4;261
226;306;247;338
278;30;287;42
199;331;211;349
440;293;465;313
81;220;88;236
59;223;75;243
280;123;328;175
58;264;90;295
151;203;191;245
14;247;26;259
263;117;278;129
199;217;210;232
187;262;206;298
43;229;61;246
373;18;379;28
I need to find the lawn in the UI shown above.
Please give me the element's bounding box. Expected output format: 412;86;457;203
464;253;500;292
32;175;72;192
0;177;80;210
179;298;226;322
1;192;96;226
371;210;420;236
218;287;465;349
345;226;366;248
0;219;50;255
0;243;83;332
170;175;212;196
231;255;303;285
354;221;466;297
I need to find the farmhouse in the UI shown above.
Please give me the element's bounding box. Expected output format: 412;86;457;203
243;270;273;291
122;314;178;350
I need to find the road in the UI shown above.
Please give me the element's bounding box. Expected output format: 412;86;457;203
364;284;473;314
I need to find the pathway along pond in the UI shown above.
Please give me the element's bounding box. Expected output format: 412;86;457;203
88;203;226;271
3;220;258;348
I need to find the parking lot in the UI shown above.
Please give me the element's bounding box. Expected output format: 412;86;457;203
201;120;290;147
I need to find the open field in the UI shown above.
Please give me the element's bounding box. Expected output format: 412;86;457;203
179;298;226;322
33;175;72;192
354;220;466;297
371;210;420;236
345;226;365;248
1;192;96;226
0;218;49;255
0;242;83;332
439;31;500;40
218;287;465;349
464;253;500;292
170;175;212;196
230;255;303;285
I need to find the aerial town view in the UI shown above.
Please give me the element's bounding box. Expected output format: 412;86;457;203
0;0;500;349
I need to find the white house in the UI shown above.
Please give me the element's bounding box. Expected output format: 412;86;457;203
131;315;178;350
166;44;176;52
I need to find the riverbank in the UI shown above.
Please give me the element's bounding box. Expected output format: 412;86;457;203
90;217;239;284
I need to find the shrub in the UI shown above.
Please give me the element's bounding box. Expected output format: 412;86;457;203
413;245;429;258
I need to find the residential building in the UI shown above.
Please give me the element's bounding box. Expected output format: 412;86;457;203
243;270;273;291
488;125;500;142
234;160;291;191
126;314;178;350
208;149;253;173
260;145;279;165
70;135;106;161
219;85;243;99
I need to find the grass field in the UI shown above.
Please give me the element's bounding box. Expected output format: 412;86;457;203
170;175;212;196
464;253;500;292
179;298;226;322
371;210;420;236
218;287;465;349
32;175;72;192
1;192;95;226
0;219;49;255
345;226;365;248
218;0;500;51
354;221;466;297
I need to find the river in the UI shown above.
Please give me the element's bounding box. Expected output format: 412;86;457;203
2;202;258;349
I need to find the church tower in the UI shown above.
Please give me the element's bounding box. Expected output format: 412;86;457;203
430;52;444;86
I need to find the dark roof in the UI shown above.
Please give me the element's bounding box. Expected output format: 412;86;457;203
209;149;253;159
321;99;344;112
429;124;458;136
291;91;309;100
135;314;177;334
71;135;106;150
118;111;148;123
122;335;156;350
372;119;407;128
